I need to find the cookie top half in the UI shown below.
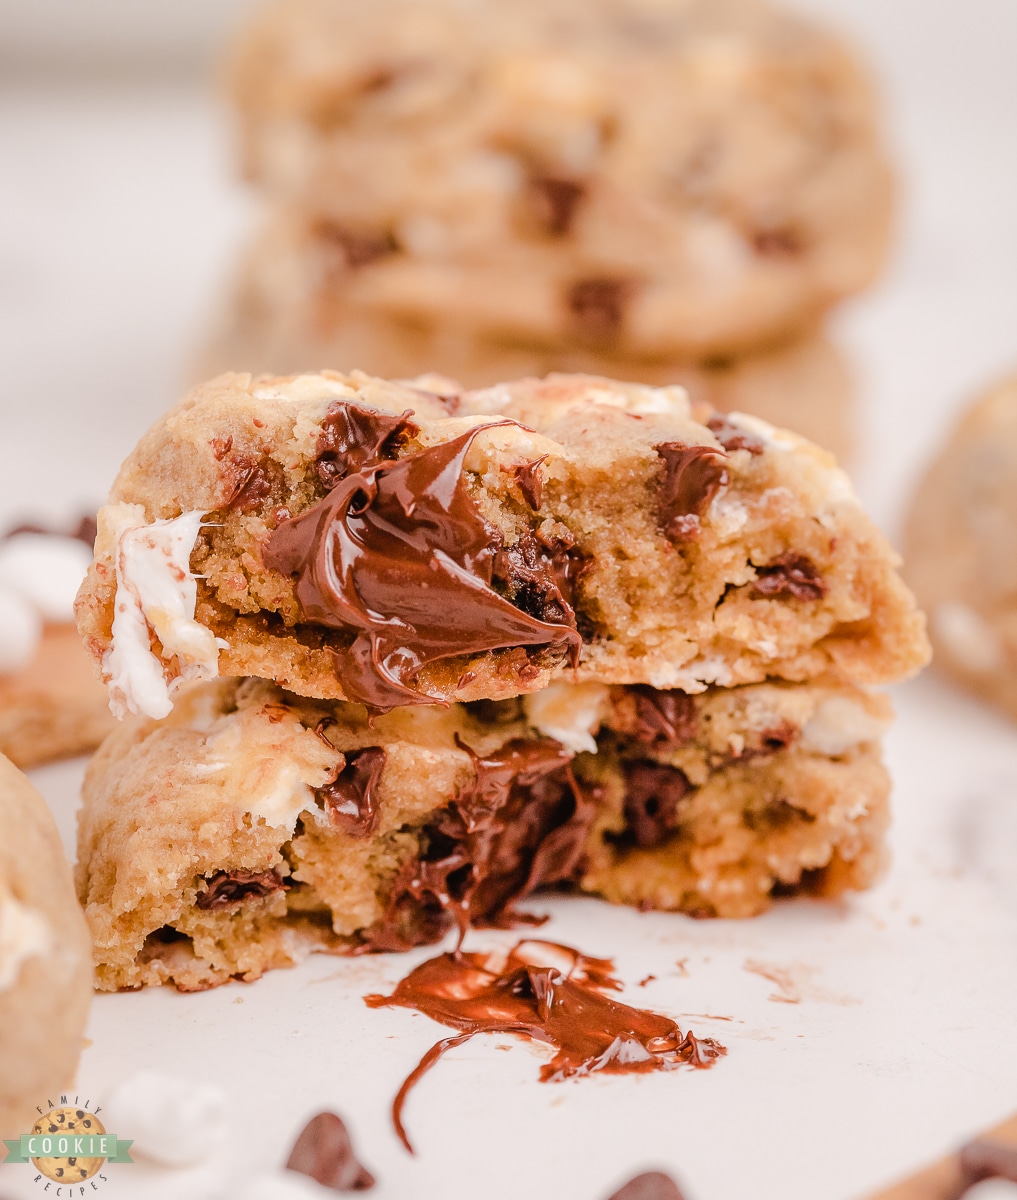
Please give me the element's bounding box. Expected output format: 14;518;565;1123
75;370;928;718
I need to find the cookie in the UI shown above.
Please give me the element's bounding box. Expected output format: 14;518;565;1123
0;527;114;768
225;0;893;359
904;373;1017;720
74;370;926;719
0;753;93;1139
77;676;892;991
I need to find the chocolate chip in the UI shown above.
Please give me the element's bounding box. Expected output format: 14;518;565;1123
512;455;547;509
752;226;804;258
655;442;728;544
567;277;634;341
750;553;828;601
706;414;764;456
195;870;289;911
614;761;692;849
315;402;418;490
226;460;273;513
606;1173;687;1200
628;686;697;748
315;746;387;837
529;175;586;236
285;1112;375;1192
314;221;397;271
961;1138;1017;1185
492;530;585;630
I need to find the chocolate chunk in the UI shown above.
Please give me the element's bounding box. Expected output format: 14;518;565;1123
751;552;828;601
615;761;692;849
492;530;585;630
265;420;581;710
706;413;765;456
529;175;586;236
607;1172;687;1200
314;220;397;271
512;455;546;509
314;746;387;837
361;737;593;950
567;278;633;341
655;443;728;543
628;686;697;748
752;226;804;258
195;870;289;911
315;401;418;490
365;938;724;1152
285;1112;375;1192
961;1138;1017;1185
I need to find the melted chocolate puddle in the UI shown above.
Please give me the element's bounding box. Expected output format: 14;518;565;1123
266;412;581;710
365;939;725;1152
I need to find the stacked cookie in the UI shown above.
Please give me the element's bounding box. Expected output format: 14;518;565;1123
202;0;895;461
73;370;928;990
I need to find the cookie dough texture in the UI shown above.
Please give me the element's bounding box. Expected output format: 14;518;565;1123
77;677;891;991
0;754;93;1138
905;373;1017;719
75;371;927;717
225;0;893;359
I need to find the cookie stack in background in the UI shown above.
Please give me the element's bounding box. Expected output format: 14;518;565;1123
200;0;896;464
73;369;928;991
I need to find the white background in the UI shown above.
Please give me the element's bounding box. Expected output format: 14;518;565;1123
1;2;1016;1197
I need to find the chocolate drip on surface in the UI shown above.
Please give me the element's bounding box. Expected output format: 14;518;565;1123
314;746;387;837
607;1172;687;1200
315;401;418;489
195;869;288;911
265;418;581;710
364;938;724;1152
512;455;546;509
285;1111;375;1192
360;737;592;951
628;686;697;748
655;443;728;544
706;413;765;456
615;761;692;849
529;175;586;236
751;552;828;601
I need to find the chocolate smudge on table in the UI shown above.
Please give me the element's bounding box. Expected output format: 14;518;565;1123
607;1171;687;1200
750;552;828;601
285;1111;375;1192
265;407;581;710
365;938;724;1152
358;737;593;951
655;443;728;544
314;745;387;837
195;869;289;911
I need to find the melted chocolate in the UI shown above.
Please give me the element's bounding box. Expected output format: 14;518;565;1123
227;461;273;512
195;870;288;911
615;761;692;849
628;686;697;748
492;530;585;630
530;176;586;236
314;746;387;837
567;278;633;340
315;402;417;490
751;553;828;601
361;738;592;950
512;455;546;509
285;1111;375;1192
365;938;724;1152
706;413;765;456
265;419;582;710
607;1172;687;1200
655;443;728;544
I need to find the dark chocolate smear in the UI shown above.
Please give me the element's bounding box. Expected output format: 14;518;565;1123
530;175;586;236
706;413;765;456
492;529;585;630
285;1111;375;1192
265;421;582;710
314;220;397;271
365;938;724;1152
195;870;288;911
315;401;418;490
751;552;828;601
512;455;547;509
567;278;633;341
628;686;698;748
655;443;728;544
615;761;692;849
607;1172;687;1200
314;746;387;837
361;737;592;951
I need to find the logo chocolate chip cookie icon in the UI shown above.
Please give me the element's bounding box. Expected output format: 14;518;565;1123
3;1099;133;1189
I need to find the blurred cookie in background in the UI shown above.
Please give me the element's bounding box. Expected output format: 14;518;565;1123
0;519;114;768
905;373;1017;721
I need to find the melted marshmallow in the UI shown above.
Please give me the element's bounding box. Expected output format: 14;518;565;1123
102;505;223;720
0;884;52;992
104;1072;227;1167
524;681;610;753
0;583;42;674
